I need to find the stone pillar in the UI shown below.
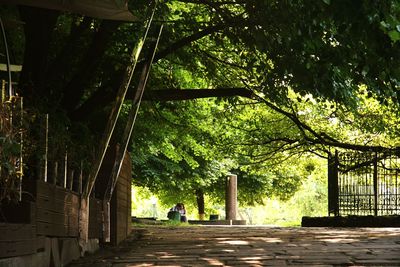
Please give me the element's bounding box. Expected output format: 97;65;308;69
225;174;237;220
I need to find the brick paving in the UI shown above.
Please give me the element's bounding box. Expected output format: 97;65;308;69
68;226;400;266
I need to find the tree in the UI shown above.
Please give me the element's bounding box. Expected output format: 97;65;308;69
7;1;399;116
129;97;309;216
1;0;400;207
129;98;235;216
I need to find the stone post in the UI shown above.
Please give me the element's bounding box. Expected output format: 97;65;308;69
225;174;237;220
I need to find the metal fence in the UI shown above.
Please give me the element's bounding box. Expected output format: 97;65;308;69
328;151;400;216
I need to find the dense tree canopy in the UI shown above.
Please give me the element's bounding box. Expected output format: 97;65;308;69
3;1;399;114
1;0;400;208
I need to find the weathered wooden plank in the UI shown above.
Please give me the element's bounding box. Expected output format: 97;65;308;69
36;209;67;225
53;198;68;213
36;180;54;198
117;183;129;191
116;184;129;193
37;222;68;237
0;223;35;241
117;212;128;224
59;213;69;226
36;222;53;236
35;209;53;223
87;198;102;239
36;195;54;210
54;188;68;202
0;239;36;258
117;189;129;197
118;174;130;181
116;194;128;203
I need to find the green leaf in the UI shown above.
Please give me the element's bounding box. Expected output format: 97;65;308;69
388;30;400;42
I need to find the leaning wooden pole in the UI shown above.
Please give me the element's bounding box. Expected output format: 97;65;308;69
79;5;157;243
82;5;156;199
104;25;164;203
44;114;49;182
102;25;163;242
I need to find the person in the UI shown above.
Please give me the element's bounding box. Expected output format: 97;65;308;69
167;203;187;222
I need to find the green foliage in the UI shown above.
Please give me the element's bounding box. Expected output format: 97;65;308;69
4;0;400;217
242;158;327;226
0;99;23;203
132;156;328;226
379;1;400;43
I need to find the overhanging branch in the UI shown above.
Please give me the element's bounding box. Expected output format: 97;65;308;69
142;87;254;101
253;91;395;153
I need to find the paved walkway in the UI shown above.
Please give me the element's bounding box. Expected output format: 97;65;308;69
69;226;400;266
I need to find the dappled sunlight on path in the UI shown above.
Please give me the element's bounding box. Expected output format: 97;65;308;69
69;226;400;266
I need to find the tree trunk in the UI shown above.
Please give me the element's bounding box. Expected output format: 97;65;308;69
18;6;59;104
61;20;122;113
195;189;205;220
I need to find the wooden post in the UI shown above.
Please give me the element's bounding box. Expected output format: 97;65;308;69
225;174;237;221
79;161;83;194
79;198;89;242
328;151;339;216
103;201;110;243
44;114;49;182
53;161;58;185
64;150;68;188
69;169;74;191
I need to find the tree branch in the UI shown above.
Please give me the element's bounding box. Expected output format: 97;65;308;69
254;92;394;153
143;88;253;101
73;22;226;118
72;87;253;121
177;0;247;6
200;49;247;70
152;23;225;63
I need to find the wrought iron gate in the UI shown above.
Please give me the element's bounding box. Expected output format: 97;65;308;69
328;151;400;216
